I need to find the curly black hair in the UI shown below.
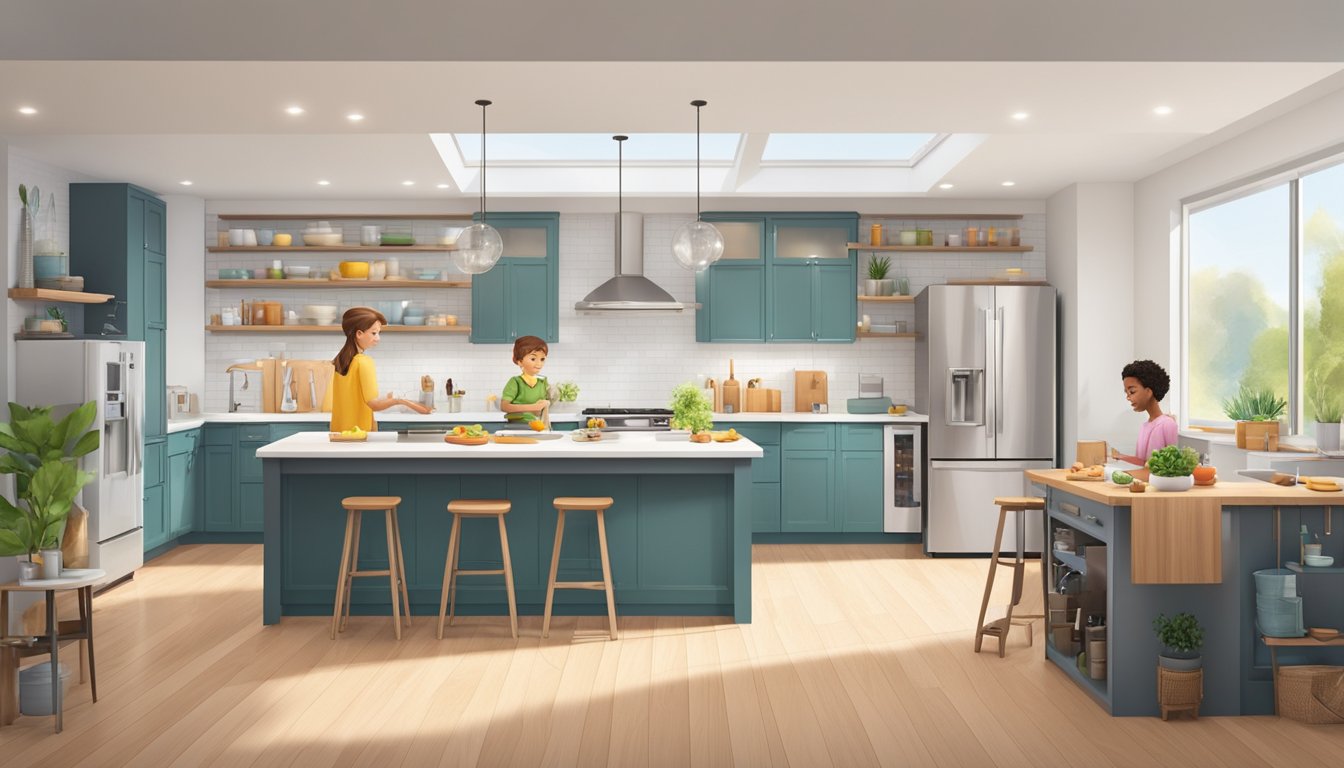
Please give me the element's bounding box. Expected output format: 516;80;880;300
1121;360;1170;402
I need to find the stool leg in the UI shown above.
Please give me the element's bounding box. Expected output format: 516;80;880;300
438;513;460;640
391;510;412;628
333;509;355;639
82;587;97;703
446;514;463;628
595;509;618;641
542;509;566;638
975;507;1009;653
384;510;402;640
1041;508;1050;659
342;511;363;632
497;515;518;639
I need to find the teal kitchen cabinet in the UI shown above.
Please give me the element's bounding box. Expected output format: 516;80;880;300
203;429;237;532
696;217;767;342
70;184;168;441
167;429;201;539
752;483;782;533
780;450;836;532
768;265;814;342
838;450;884;532
717;422;782;532
237;439;267;532
142;440;168;550
470;213;560;343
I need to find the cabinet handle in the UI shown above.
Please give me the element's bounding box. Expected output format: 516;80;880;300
1085;514;1102;526
1060;502;1080;517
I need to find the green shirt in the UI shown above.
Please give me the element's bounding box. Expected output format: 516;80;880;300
503;375;548;421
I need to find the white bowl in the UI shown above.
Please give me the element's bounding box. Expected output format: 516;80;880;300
303;233;344;247
1304;555;1335;568
1148;474;1194;492
285;266;312;278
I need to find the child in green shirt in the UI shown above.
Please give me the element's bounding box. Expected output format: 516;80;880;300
501;335;550;423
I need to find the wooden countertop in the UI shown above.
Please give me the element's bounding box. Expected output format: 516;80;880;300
1026;468;1342;507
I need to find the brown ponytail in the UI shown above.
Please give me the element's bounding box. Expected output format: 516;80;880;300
333;307;387;376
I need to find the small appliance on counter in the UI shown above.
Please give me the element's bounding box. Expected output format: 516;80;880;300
847;373;893;414
167;385;197;419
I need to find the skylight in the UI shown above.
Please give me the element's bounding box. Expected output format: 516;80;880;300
760;133;944;164
454;133;741;164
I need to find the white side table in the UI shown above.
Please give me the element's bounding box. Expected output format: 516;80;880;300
0;569;106;733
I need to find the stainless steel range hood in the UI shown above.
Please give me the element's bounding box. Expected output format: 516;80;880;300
575;212;695;312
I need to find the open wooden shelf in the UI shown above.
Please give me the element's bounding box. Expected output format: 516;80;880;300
1263;635;1344;647
206;279;470;289
207;324;469;334
9;288;115;304
207;245;457;253
216;213;474;221
848;243;1033;253
857;295;914;303
857;331;918;339
863;214;1024;221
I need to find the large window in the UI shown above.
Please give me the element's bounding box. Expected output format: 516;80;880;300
1185;156;1344;431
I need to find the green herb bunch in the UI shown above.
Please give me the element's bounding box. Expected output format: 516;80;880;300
554;381;580;402
1145;445;1199;478
866;255;891;280
1222;385;1287;422
1153;612;1204;655
669;382;714;434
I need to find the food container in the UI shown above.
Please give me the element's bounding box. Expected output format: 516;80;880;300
916;229;933;246
338;261;370;279
946;233;962;247
380;233;415;246
263;302;283;326
361;225;381;246
273;233;293;246
303;232;344;247
218;268;249;280
284;265;312;278
257;229;275;246
870;223;882;246
439;227;463;245
303;304;339;325
899;230;917;246
369;261;387;281
252;267;268;279
965;227;979;246
243;230;258;247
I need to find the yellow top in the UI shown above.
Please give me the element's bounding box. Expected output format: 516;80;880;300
329;353;377;433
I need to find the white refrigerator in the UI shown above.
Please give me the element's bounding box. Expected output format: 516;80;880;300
16;340;146;584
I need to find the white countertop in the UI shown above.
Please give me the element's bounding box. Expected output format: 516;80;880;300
256;430;764;460
168;409;927;433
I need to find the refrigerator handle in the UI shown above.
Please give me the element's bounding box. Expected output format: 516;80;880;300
127;353;142;477
984;306;995;448
996;306;1005;435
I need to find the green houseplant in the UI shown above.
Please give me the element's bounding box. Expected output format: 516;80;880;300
864;255;894;296
669;382;714;442
0;402;100;572
1145;445;1200;492
1222;386;1287;449
1308;371;1342;452
1153;611;1204;670
548;381;580;413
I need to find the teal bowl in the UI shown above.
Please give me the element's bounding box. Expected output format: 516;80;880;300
218;268;249;279
34;254;63;279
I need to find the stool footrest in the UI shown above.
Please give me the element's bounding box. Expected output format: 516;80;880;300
348;569;393;578
453;569;506;577
552;581;608;591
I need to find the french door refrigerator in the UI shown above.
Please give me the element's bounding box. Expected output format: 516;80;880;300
915;285;1056;554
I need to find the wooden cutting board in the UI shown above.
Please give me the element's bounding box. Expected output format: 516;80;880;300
794;370;828;412
272;360;334;413
721;359;741;414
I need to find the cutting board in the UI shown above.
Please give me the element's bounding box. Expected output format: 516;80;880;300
794;370;828;412
722;359;741;414
268;359;334;413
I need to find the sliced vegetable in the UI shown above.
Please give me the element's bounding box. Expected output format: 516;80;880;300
1112;471;1133;485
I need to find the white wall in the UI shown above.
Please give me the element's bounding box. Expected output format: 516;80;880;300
200;206;1047;413
163;194;206;403
1134;84;1344;415
1047;186;1079;455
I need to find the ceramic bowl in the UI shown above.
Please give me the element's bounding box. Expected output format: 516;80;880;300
1304;555;1336;568
1148;474;1194;492
303;304;338;325
401;316;426;326
285;265;312;278
218;268;249;279
303;232;344;247
273;233;293;246
337;261;370;279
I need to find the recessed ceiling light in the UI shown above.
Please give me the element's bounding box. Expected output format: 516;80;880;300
401;180;415;186
347;113;364;122
285;105;305;115
179;180;193;186
317;180;331;186
1153;105;1173;116
436;183;450;189
939;183;955;190
18;106;37;116
1001;181;1016;187
1011;111;1030;121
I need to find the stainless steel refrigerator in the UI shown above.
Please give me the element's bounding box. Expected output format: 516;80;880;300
915;285;1056;554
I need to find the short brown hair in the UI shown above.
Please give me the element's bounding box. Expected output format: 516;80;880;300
512;335;548;363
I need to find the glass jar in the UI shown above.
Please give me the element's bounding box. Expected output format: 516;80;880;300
965;227;979;246
870;223;883;246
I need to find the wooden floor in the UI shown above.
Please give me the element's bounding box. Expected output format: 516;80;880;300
2;543;1338;767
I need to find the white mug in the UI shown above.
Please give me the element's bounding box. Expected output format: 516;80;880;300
361;225;380;245
243;229;258;246
228;228;246;246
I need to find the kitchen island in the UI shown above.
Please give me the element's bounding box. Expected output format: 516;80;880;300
256;432;763;625
1026;469;1344;716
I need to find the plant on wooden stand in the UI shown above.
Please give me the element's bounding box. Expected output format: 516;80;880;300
669;382;714;442
1154;611;1204;720
1222;385;1287;449
0;402;99;579
864;254;894;296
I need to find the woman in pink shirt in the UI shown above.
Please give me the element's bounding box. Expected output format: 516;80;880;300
1111;359;1178;464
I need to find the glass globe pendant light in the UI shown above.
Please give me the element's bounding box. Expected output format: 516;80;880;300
452;99;503;275
671;99;724;271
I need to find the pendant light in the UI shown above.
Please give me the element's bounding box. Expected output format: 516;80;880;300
452;99;503;275
671;99;724;271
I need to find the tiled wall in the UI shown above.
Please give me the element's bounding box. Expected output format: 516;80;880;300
201;211;1047;413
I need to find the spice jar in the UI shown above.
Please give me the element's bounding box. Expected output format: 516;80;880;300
965;227;979;246
870;223;883;247
987;227;998;246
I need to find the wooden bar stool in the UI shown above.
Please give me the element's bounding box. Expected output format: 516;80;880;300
333;496;411;640
544;497;618;641
974;496;1046;657
438;500;518;640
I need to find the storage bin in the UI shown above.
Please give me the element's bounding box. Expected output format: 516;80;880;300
1277;666;1344;724
19;661;72;717
1254;568;1297;598
1256;595;1306;638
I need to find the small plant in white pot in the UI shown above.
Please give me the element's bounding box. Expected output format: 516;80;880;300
1307;372;1342;452
1145;445;1199;492
864;255;894;297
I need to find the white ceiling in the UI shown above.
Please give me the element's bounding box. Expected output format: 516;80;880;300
3;61;1343;200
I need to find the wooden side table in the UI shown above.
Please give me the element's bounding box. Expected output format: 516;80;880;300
0;569;106;733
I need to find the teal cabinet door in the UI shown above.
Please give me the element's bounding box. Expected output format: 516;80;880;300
703;266;766;342
143;198;166;256
815;265;857;342
508;263;551;340
770;265;814;341
167;448;198;538
780;450;835;532
145;257;166;328
468;264;508;343
203;444;236;531
237;440;265;483
838;451;884;532
145;326;166;440
752;483;781;533
239;484;264;532
143;482;167;550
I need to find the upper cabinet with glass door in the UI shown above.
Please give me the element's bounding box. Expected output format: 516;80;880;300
696;217;767;342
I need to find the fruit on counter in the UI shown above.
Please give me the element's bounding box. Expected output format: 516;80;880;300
529;419;546;432
339;426;366;436
690;432;712;443
1192;465;1218;486
451;424;488;438
1305;477;1341;492
1111;471;1133;485
1129;479;1147;493
587;417;607;429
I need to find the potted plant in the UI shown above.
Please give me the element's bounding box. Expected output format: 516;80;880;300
1222;385;1287;449
669;382;714;442
1308;371;1342;452
1145;445;1200;492
864;255;894;296
0;402;99;579
1154;611;1204;670
548;381;580;414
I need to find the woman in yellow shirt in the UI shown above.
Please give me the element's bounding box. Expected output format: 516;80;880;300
330;307;430;432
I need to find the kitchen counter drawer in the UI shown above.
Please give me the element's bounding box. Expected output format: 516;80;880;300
1048;490;1112;542
238;440;266;482
239;424;272;442
839;424;882;451
204;425;235;446
782;423;835;451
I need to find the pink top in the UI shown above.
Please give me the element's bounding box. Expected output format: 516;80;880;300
1136;414;1178;461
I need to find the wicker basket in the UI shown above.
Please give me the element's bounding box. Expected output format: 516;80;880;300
1278;666;1344;724
1157;667;1203;720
